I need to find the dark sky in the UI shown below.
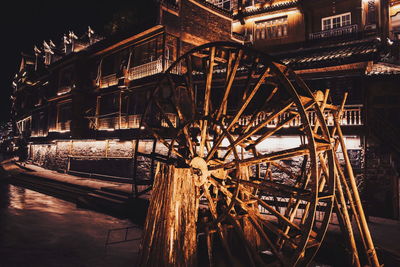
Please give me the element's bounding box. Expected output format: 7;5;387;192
0;1;140;124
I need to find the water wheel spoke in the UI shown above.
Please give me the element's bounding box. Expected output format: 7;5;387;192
184;54;197;118
141;121;184;159
234;178;313;201
153;98;176;129
140;43;339;267
228;66;271;132
199;47;216;157
241;86;279;135
250;100;316;148
168;95;196;157
212;143;330;171
247;213;287;265
260;220;299;249
225;213;261;267
224;101;294;156
202;184;236;262
206;65;271;161
208;178;287;264
269;161;297;180
209;177;303;234
215;49;243;121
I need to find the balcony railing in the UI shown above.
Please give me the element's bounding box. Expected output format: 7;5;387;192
94;112;179;131
100;74;118;89
98;59;181;89
127;58;181;81
309;24;358;40
56;121;71;132
93;105;361;132
97;114;143;130
238;105;363;128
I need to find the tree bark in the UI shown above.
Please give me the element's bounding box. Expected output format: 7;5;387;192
139;163;199;267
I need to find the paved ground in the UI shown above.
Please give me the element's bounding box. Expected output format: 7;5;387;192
2;160;399;266
0;182;141;267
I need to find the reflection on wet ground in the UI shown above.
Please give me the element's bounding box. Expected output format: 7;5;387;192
0;182;141;267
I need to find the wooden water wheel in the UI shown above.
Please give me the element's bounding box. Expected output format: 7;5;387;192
140;42;337;266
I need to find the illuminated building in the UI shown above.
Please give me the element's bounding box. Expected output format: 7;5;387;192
11;0;400;219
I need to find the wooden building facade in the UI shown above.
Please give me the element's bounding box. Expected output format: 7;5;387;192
12;0;400;219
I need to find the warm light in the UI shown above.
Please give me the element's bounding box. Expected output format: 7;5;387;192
243;8;300;23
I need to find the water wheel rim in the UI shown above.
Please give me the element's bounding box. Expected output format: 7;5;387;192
140;42;336;266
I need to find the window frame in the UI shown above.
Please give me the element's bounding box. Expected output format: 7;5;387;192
321;12;352;31
254;15;288;41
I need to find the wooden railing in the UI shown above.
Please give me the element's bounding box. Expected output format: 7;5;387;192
100;74;118;88
95;113;179;130
94;106;361;131
309;24;358;40
98;59;181;89
127;58;180;81
97;114;142;130
238;105;363;128
57;121;71;132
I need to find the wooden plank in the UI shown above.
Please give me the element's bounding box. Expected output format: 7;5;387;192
199;47;216;157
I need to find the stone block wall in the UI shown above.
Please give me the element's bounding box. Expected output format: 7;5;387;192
28;139;161;179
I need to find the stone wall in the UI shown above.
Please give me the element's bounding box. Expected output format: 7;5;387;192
179;0;233;53
29;139;161;179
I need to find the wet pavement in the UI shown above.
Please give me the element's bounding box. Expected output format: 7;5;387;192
0;181;142;267
1;157;399;266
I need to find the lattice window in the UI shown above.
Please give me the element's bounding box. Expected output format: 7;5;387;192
255;16;288;40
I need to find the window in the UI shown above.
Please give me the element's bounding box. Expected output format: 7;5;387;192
322;12;351;31
58;67;74;95
57;102;72;132
255;16;288;40
212;0;231;10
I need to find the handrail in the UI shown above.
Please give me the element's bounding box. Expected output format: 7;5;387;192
309;24;358;40
100;73;118;88
105;226;141;249
127;58;181;81
238;105;363;128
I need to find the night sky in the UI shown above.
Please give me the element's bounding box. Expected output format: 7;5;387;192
0;1;144;124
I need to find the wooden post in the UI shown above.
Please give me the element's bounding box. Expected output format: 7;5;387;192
334;116;380;267
139;164;199;267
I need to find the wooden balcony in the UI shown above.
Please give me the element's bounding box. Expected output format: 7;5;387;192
309;24;358;40
100;74;118;89
56;121;71;132
127;58;181;81
238;105;363;128
97;114;143;130
95;113;179;131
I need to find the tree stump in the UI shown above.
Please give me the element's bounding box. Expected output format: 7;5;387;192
138;163;199;267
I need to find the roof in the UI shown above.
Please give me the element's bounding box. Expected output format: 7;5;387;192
274;39;380;70
366;62;400;76
235;0;299;19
